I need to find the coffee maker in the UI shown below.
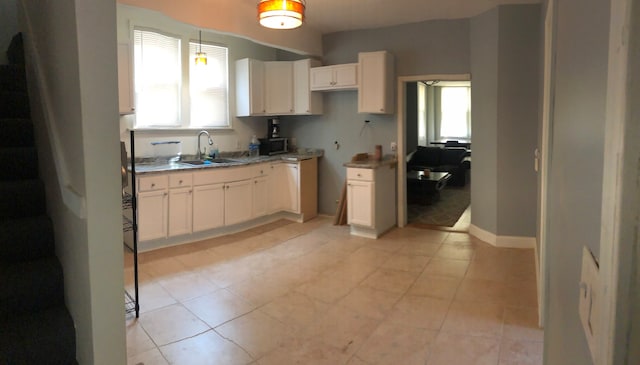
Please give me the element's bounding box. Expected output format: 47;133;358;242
267;118;280;138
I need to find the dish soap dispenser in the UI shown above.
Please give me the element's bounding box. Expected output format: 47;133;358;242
249;135;260;157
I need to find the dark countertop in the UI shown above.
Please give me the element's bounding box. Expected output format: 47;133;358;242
343;155;397;169
132;149;324;174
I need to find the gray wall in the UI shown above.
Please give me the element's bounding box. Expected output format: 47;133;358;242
470;8;499;233
21;0;126;363
496;5;540;237
544;0;610;363
283;18;471;215
469;5;540;237
0;0;18;64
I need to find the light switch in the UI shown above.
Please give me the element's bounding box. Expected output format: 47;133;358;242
579;246;600;362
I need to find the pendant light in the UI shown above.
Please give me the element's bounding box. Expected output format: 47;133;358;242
258;0;306;30
195;30;207;66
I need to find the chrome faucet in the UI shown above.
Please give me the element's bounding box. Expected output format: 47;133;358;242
196;130;213;160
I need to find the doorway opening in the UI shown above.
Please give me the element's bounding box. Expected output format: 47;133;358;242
397;76;472;231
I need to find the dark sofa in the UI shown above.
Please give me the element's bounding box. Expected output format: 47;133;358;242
407;146;469;186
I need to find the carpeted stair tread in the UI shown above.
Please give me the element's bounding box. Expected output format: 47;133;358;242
0;257;65;318
0;91;30;119
0;306;76;365
0;179;45;220
0;119;34;147
0;216;54;262
0;65;26;92
0;146;38;180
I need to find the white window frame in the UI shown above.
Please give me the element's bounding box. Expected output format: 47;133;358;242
133;28;182;129
188;40;230;128
131;27;231;130
435;86;472;140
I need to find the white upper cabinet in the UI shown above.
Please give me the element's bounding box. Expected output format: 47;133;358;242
236;58;266;116
358;51;395;114
117;43;134;115
310;63;358;91
293;59;323;114
264;61;294;115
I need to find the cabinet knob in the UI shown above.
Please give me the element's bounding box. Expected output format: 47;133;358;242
163;192;168;196
151;183;155;187
254;180;257;184
380;108;384;112
260;170;263;174
357;173;362;177
179;180;183;184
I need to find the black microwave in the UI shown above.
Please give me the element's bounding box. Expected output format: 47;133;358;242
258;138;288;155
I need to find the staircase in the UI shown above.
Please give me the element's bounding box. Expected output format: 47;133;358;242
0;33;77;364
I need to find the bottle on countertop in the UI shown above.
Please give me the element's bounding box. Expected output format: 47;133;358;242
208;143;219;159
249;135;260;157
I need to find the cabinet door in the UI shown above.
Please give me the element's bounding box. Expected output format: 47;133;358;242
347;180;374;227
333;64;358;88
224;179;253;226
168;187;192;237
236;58;265;116
310;66;335;90
358;51;394;114
293;59;323;115
252;176;269;218
192;184;224;232
137;190;168;241
267;163;284;212
265;61;293;114
283;163;300;213
117;44;134;114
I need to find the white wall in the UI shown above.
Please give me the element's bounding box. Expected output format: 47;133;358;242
0;0;18;64
543;0;611;363
20;0;125;363
117;0;322;56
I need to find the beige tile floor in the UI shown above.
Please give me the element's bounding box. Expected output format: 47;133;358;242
125;216;542;365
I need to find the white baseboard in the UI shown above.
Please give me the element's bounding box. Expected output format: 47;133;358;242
469;224;536;249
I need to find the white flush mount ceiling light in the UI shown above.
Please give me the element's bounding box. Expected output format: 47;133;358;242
258;0;306;30
195;30;207;66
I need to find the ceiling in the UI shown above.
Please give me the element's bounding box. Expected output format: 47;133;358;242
297;0;541;34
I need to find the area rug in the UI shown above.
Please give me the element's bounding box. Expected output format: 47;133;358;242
407;185;470;227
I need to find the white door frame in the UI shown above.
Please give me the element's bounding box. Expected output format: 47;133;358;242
598;0;638;363
395;73;471;227
537;0;557;329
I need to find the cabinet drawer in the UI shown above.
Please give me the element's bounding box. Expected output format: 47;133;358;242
193;168;224;186
253;163;269;177
347;168;374;181
169;172;193;188
138;175;168;192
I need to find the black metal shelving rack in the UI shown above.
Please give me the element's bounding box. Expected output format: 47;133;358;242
123;130;140;318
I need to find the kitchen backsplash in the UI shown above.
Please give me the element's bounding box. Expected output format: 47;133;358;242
119;114;276;158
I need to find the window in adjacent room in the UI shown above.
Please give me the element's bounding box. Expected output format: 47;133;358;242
133;29;181;128
436;86;471;140
189;42;229;128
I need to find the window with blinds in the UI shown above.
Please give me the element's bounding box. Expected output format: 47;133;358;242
437;86;471;139
133;29;181;127
189;42;229;128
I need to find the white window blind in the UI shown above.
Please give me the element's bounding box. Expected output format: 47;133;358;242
134;29;181;127
189;42;229;128
438;86;471;139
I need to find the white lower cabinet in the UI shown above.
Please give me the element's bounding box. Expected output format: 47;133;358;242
224;179;253;226
346;180;374;226
283;163;299;213
137;175;169;241
192;184;225;232
346;165;396;238
168;187;192;236
253;176;269;218
136;158;318;247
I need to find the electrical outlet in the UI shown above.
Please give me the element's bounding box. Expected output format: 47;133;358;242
390;142;397;152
